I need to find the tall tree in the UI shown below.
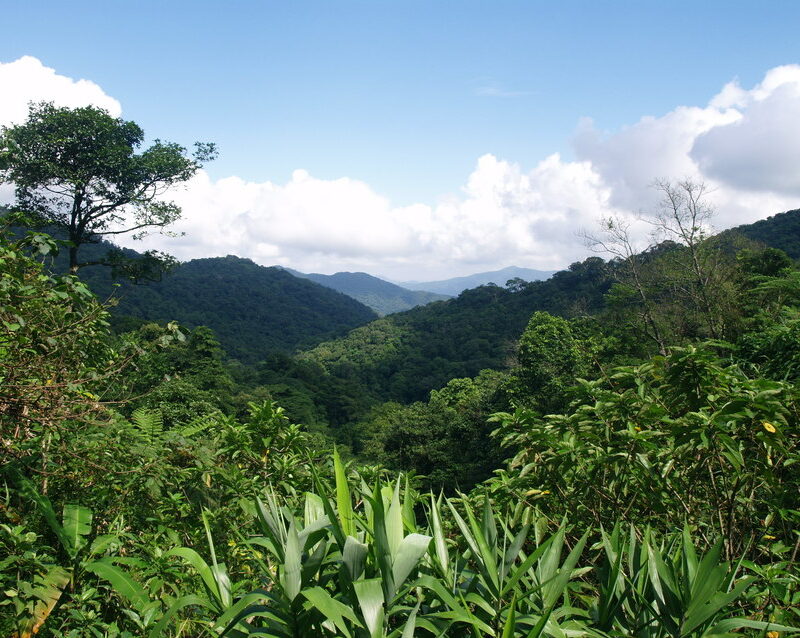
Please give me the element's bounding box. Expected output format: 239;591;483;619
0;102;216;275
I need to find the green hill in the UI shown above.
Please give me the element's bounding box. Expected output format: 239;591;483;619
299;257;611;402
726;208;800;258
287;269;450;315
82;255;378;362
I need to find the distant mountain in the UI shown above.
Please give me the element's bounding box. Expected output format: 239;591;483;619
286;269;450;315
401;266;557;296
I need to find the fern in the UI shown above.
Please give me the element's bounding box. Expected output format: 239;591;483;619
130;408;165;445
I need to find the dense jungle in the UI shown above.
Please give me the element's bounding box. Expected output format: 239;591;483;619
2;103;800;637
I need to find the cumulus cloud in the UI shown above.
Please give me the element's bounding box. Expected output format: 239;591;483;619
2;56;800;279
691;66;800;196
572;65;800;230
128;153;619;280
0;56;121;126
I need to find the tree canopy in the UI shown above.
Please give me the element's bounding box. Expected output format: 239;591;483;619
0;102;216;275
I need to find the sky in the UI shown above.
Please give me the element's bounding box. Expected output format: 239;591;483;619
2;1;800;280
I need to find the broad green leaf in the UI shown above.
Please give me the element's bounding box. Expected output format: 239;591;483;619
166;547;224;610
62;504;92;560
354;578;386;638
391;533;432;595
343;535;368;581
17;565;70;638
429;494;450;580
334;447;356;537
386;478;404;559
302;586;362;637
282;520;302;602
86;558;149;613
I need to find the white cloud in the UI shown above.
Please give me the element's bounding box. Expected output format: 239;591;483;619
691;67;800;196
3;56;800;280
130;152;619;280
0;56;121;126
571;65;800;231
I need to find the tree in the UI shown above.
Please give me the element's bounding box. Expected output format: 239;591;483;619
584;179;744;347
0;102;216;275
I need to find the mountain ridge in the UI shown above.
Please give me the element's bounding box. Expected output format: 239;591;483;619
400;265;557;296
284;268;450;315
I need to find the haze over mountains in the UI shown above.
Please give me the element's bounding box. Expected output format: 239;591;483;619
284;268;450;315
399;266;557;296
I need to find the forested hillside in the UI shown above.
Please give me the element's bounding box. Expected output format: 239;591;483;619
728;207;800;258
299;256;612;402
3;78;799;638
285;268;450;315
87;256;378;362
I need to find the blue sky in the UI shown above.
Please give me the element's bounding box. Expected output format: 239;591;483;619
2;1;800;278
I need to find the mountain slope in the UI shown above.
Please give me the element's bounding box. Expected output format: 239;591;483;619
81;255;378;362
287;269;450;315
299;257;611;402
400;265;557;296
727;208;800;259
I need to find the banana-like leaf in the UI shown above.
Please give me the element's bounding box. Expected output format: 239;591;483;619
282;520;302;602
354;578;386;638
62;503;92;560
86;558;149;612
302;586;362;637
89;533;120;557
334;447;356;537
16;565;70;638
391;533;432;598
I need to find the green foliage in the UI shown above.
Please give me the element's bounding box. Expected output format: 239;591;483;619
0;230;120;465
489;344;800;560
512;311;594;413
363;370;511;491
727;207;800;260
